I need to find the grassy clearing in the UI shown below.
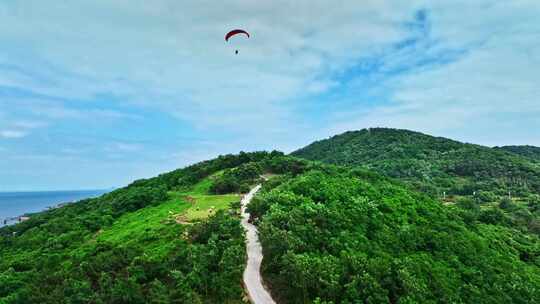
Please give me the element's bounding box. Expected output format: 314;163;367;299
188;170;225;195
174;172;241;222
190;177;214;195
95;193;190;258
184;194;240;221
88;174;239;258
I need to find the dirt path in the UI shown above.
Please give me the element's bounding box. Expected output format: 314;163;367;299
241;185;276;304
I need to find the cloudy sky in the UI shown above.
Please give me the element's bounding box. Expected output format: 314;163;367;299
1;1;539;191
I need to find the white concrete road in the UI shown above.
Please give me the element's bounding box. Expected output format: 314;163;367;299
241;185;276;304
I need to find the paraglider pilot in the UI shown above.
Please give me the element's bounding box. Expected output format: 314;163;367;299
226;29;249;55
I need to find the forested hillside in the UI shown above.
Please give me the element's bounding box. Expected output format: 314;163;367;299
249;166;540;303
293;128;540;197
0;151;305;303
2;134;540;304
292;128;540;236
496;145;540;162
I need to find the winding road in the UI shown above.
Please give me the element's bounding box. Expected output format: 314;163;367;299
241;185;276;304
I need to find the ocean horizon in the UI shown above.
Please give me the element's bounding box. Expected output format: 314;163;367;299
0;189;109;227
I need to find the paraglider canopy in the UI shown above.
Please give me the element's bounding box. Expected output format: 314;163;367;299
225;29;250;41
225;29;249;55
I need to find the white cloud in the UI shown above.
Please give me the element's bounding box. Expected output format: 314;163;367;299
0;130;28;139
0;0;422;134
105;142;143;153
1;1;539;189
326;1;540;147
11;120;47;129
0;118;46;139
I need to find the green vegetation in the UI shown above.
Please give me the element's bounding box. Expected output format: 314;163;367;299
0;151;296;303
2;130;540;303
210;162;264;194
496;145;540;162
249;166;540;303
292;128;540;197
292;128;540;235
96;193;189;247
184;194;240;221
189;175;217;195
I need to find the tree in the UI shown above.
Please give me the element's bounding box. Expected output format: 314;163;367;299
148;280;170;304
499;197;516;210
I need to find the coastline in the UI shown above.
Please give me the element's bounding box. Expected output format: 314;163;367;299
0;189;108;228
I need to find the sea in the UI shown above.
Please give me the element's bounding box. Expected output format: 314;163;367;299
0;190;108;227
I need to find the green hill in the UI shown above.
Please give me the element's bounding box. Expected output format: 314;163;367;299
292;128;540;199
0;151;305;303
249;166;540;303
292;128;540;236
2;143;540;303
496;145;540;162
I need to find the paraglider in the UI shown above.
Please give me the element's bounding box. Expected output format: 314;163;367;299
225;29;249;54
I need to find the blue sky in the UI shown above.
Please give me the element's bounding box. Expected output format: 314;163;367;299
1;1;539;191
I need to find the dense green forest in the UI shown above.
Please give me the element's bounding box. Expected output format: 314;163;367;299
249;166;540;303
292;128;540;235
496;145;540;162
2;129;540;303
292;128;540;198
0;151;305;303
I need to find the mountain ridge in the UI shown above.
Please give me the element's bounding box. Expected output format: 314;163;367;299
1;131;539;303
292;127;540;198
496;145;540;162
